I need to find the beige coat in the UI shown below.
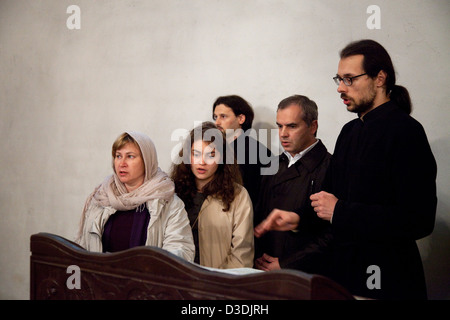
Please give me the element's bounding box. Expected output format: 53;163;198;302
197;185;254;269
75;194;195;262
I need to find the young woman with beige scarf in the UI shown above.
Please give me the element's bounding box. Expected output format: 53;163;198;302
75;131;195;262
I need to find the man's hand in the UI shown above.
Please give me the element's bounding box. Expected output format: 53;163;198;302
310;191;338;222
254;209;300;238
254;253;281;271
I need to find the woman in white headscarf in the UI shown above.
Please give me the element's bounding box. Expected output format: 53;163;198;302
75;131;195;262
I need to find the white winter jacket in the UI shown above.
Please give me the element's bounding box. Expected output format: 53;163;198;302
75;194;195;262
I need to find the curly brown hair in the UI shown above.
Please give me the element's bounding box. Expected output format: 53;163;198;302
170;122;242;212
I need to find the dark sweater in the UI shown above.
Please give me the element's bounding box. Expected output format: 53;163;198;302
102;205;150;253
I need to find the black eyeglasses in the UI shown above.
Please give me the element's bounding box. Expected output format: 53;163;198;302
333;73;367;86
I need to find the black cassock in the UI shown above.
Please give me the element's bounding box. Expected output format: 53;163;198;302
325;101;437;299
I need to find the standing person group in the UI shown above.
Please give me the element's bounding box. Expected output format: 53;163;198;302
75;39;437;300
255;39;437;300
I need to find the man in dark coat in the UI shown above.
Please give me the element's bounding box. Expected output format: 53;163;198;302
213;95;272;207
253;95;332;275
255;40;437;300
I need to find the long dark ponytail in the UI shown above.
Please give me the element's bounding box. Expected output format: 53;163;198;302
340;39;412;114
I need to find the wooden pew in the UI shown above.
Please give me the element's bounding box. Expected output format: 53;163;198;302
30;232;354;300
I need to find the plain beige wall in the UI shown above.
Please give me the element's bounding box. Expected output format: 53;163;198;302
0;0;448;299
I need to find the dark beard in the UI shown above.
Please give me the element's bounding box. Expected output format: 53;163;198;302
354;98;374;115
345;88;377;116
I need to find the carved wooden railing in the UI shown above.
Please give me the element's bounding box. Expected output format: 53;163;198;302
30;232;354;300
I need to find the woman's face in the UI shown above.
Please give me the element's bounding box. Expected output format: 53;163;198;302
114;142;145;192
190;140;220;191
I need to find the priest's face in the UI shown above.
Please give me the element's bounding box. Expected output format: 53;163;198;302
336;54;377;117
